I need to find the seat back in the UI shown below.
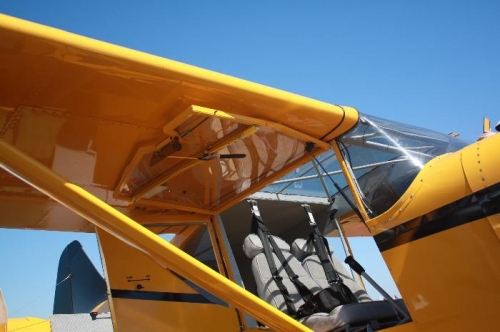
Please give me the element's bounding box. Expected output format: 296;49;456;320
243;234;322;312
245;235;406;331
291;238;372;303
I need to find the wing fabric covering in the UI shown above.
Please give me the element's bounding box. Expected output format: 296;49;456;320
0;14;358;231
53;240;107;314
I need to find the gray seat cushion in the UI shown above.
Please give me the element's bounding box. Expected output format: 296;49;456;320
244;235;402;331
300;301;399;332
243;233;290;259
244;234;323;311
292;238;372;302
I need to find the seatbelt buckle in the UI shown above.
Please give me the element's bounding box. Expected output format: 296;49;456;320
301;204;317;226
248;199;261;217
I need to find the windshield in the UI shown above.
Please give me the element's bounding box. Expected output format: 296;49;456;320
337;114;469;217
258;113;469;219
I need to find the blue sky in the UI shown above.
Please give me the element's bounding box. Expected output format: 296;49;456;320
1;0;499;319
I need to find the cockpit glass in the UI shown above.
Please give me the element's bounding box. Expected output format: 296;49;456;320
259;151;347;200
337;114;469;217
259;113;469;219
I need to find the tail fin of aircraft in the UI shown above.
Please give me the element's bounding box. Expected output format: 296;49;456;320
483;117;491;133
53;240;107;314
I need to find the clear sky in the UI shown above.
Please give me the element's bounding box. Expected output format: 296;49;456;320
0;0;499;319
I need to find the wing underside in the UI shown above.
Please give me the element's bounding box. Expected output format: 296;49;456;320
0;14;359;232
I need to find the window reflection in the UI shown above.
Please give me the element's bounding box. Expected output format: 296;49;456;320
337;114;469;217
259;113;469;218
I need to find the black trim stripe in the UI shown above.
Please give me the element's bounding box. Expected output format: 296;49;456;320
375;183;500;252
168;270;228;306
321;105;347;141
111;289;213;304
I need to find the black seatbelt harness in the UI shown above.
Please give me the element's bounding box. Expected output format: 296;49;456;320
249;199;317;318
301;204;357;304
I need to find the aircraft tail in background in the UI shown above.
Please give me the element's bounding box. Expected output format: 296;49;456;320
53;241;107;314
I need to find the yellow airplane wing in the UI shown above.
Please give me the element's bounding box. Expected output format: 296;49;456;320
1;290;50;332
0;14;362;331
0;13;358;232
5;318;50;332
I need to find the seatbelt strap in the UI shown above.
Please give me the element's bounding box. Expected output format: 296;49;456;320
249;200;297;317
301;204;342;285
302;204;359;305
249;200;317;317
